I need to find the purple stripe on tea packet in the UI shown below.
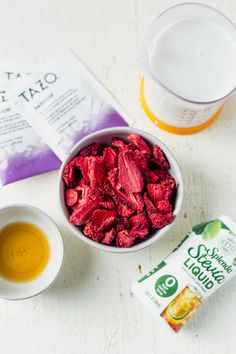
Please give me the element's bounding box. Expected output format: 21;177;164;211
1;148;61;185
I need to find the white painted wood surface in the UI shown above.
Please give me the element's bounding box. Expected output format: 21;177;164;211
0;0;236;353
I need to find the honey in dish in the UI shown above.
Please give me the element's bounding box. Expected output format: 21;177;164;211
0;222;50;282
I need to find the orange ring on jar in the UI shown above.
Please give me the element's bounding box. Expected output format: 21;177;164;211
140;78;223;135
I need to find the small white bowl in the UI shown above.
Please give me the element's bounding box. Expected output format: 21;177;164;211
59;127;184;253
0;204;64;300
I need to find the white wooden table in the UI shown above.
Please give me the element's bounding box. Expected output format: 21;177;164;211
0;1;236;353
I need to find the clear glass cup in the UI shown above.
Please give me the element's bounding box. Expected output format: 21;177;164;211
139;3;236;134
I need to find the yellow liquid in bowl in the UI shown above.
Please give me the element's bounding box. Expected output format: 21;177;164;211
0;222;50;282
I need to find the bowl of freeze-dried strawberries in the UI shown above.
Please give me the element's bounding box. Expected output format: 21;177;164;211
59;127;183;252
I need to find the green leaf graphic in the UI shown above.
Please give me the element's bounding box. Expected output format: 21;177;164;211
192;221;213;235
221;222;230;231
202;220;221;241
221;221;235;236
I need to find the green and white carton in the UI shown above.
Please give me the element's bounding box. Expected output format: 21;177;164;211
132;216;236;332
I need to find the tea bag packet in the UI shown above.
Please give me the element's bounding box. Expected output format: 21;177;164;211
0;67;60;185
132;216;236;332
10;51;131;161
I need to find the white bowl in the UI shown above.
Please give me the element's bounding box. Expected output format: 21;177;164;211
0;204;64;300
59;127;184;253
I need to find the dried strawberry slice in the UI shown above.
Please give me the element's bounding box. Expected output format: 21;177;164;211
103;147;117;169
79;143;104;156
111;137;127;149
152;145;170;169
154;168;171;181
116;203;134;217
75;179;95;204
102;228;116;245
63;162;77;187
144;193;173;229
121;217;130;229
131;150;148;172
70;156;89;181
128;133;151;156
156;200;172;214
116;221;126;233
147;184;165;203
69;200;100;226
65;189;78;206
145;169;160;183
118;151;144;194
130;213;150;239
131;193;144;211
115;189;144;211
99;200;115;210
92;209;117;232
143;193;158;216
119;191;144;211
147;183;172;204
83;222;103;243
87;156;106;189
116;230;135;248
106;169;144;211
108;168;120;190
150;212;174;229
161;177;176;191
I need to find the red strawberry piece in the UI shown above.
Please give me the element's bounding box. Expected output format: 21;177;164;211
114;188;144;211
143;193;158;216
116;221;126;233
147;184;165;202
145;169;160;183
87;156;106;189
65;189;78;206
99;200;115;210
83;222;103;243
152;145;170;169
118;151;144;194
69;200;100;226
75;179;95;203
102;228;116;245
79;143;104;156
107;169;144;211
156;200;172;214
131;150;148;172
131;193;144;211
128;133;151;156
108;168;120;190
155;168;171;181
147;183;172;204
70;156;89;181
126;143;136;151
111;137;127;149
63;162;77;187
115;217;130;233
144;193;173;229
111;137;135;151
92;209;117;232
118;191;144;211
116;203;134;217
121;217;130;229
130;213;150;239
116;230;135;248
161;177;176;191
103;147;117;169
150;212;174;229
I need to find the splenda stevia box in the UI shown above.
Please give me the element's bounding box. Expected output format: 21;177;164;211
132;216;236;332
